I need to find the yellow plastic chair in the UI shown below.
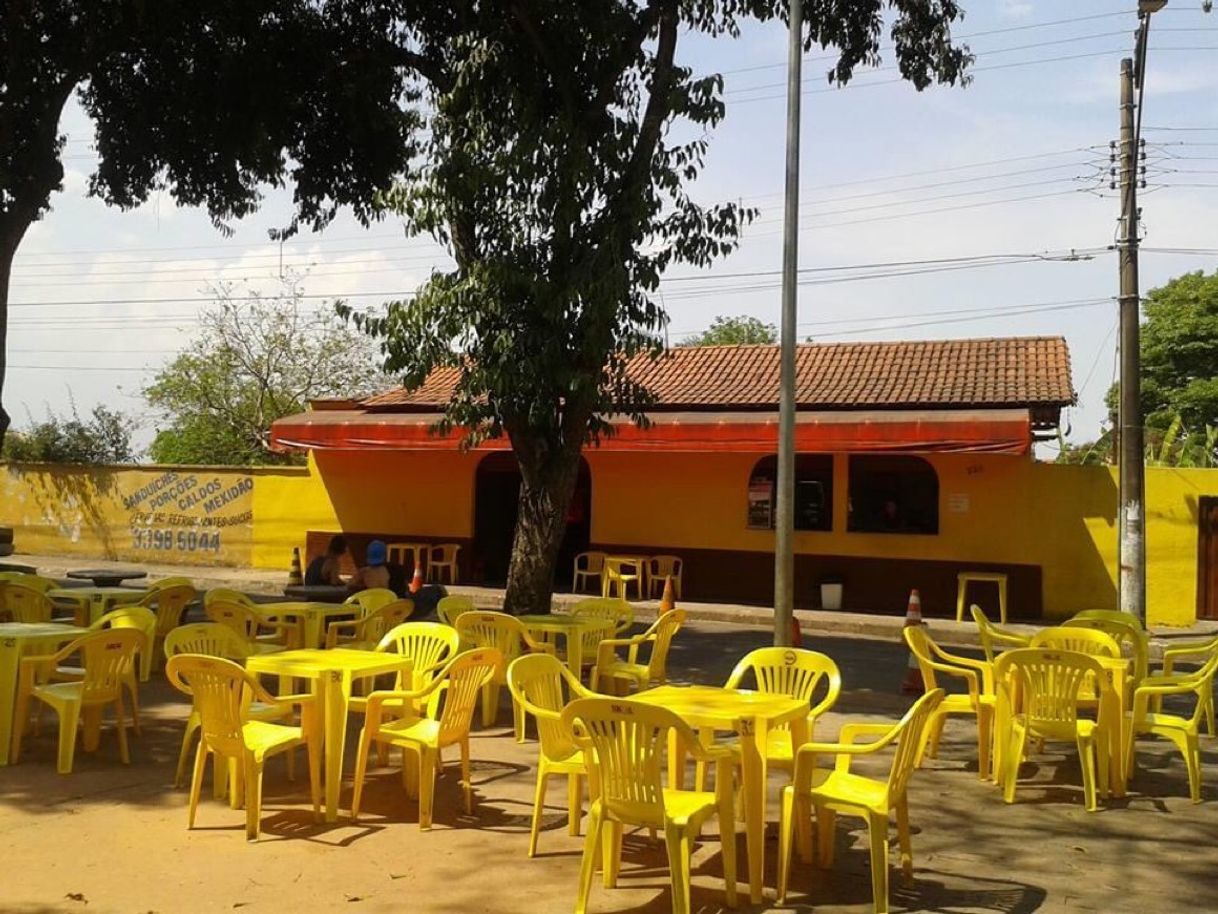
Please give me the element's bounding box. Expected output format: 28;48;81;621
1064;615;1149;687
204;587;257;609
1029;626;1121;658
371;622;462;692
969;605;1030;664
12;629;144;774
348;621;462;731
205;599;299;653
570;597;635;673
591;609;685;696
1;581;55;623
350;648;501;830
601;557;644;601
344;588;399;615
1029;626;1120;706
326;598;414;650
139;577;198;639
561;696;736;914
903;627;995;780
52;607;154;738
165;655;320;841
1127;647;1218;803
572;551;607;594
646;555;683;599
455;611;555;740
692;647;842;793
1;573;63;616
163;622;254;662
0;572;58;591
1072;608;1144;628
426;543;461;584
571;597;635;635
436;594;475;627
777;689;946;913
507;653;593;856
993;648;1115;812
163;623;297;789
1149;633;1218;736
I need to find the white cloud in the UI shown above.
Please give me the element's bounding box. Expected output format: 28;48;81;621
998;1;1035;20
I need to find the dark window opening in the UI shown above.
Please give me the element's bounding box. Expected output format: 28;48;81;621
747;454;833;532
847;455;939;535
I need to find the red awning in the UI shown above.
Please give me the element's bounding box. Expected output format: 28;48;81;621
272;408;1033;455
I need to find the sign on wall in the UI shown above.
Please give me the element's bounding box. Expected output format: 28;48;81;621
1;464;255;567
122;470;254;560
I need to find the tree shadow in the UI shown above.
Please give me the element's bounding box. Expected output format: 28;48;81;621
5;462;125;559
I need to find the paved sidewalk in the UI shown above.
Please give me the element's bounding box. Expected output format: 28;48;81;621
12;550;1216;658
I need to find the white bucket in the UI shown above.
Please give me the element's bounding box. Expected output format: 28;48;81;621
820;583;843;611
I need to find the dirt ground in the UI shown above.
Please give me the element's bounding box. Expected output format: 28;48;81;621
0;621;1214;914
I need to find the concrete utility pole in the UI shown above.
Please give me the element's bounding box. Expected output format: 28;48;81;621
1117;1;1164;623
1117;57;1145;622
774;0;802;647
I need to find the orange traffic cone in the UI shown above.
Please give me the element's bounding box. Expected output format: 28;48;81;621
288;547;303;587
659;575;676;612
901;589;926;694
409;564;424;594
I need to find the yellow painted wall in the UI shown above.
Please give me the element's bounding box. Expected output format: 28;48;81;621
249;450;482;569
3;453;1212;626
583;450;1214;627
1;463;256;566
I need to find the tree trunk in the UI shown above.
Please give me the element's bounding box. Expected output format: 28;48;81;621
0;225;21;448
502;435;585;615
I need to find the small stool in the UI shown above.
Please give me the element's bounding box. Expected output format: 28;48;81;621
957;571;1008;623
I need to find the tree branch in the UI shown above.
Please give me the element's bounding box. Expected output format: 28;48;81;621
390;45;453;92
618;0;678;209
508;0;575;113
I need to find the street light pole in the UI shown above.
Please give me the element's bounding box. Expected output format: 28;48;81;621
774;0;802;647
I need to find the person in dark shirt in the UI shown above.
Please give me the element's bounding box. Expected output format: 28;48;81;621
305;535;347;586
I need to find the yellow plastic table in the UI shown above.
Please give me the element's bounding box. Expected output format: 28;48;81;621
48;587;148;626
631;684;809;904
518;614;614;677
257;601;357;649
246;648;413;822
0;622;88;765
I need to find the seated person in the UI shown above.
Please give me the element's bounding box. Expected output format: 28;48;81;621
348;539;391;592
305;535;347;586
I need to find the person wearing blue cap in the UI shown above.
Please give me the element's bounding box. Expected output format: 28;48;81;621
348;539;391;592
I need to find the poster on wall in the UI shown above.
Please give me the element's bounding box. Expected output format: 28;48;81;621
747;476;774;529
2;465;257;567
123;471;254;563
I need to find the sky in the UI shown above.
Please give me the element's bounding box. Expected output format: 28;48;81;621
9;1;1218;453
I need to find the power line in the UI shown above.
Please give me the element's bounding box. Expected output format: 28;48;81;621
728;49;1133;102
6;290;415;309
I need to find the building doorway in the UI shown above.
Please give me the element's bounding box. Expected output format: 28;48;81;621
472;452;591;588
1198;496;1218;621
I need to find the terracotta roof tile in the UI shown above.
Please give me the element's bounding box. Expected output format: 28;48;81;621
360;336;1074;412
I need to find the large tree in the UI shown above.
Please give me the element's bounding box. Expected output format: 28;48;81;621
0;1;415;442
145;277;389;465
1104;269;1218;465
1;402;134;464
680;315;777;346
348;2;970;612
